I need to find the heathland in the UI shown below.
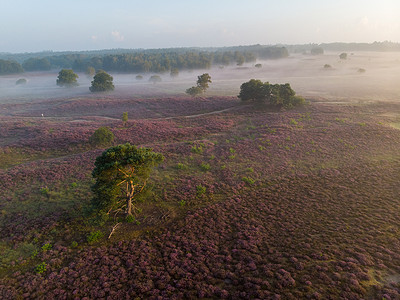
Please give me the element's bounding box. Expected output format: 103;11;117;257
0;49;400;299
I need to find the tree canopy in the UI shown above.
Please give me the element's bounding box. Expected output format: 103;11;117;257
56;69;79;87
91;144;164;216
238;79;305;109
89;70;114;92
0;59;23;75
196;73;212;92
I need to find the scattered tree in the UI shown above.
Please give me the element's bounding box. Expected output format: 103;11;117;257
89;70;114;92
91;143;164;216
122;112;128;126
255;63;262;68
16;78;27;85
323;64;332;69
89;127;114;146
136;75;143;80
196;73;212;92
339;52;348;60
56;69;79;87
149;75;162;84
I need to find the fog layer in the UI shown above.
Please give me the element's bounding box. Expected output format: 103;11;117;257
1;52;399;104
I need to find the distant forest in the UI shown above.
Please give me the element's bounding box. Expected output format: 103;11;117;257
1;42;400;75
0;45;288;75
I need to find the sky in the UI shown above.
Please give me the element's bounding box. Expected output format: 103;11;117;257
1;0;400;53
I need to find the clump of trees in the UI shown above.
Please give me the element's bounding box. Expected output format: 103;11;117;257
238;79;305;109
89;70;114;92
91;143;164;216
89;127;114;146
186;73;212;96
56;69;79;87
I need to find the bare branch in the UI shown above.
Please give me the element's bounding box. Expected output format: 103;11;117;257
108;222;121;239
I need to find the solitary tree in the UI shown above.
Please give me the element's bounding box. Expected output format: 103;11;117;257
339;52;348;60
90;70;114;92
196;73;212;92
91;144;164;216
56;69;79;87
89;127;114;146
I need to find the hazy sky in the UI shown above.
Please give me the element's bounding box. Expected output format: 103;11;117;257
1;0;400;53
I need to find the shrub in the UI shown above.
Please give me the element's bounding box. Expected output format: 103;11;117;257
87;231;103;244
35;262;47;274
242;177;255;185
89;127;114;146
191;145;203;154
196;185;207;196
41;243;52;251
136;75;143;80
200;163;211;171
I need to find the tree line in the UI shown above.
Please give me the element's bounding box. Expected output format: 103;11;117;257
0;46;289;75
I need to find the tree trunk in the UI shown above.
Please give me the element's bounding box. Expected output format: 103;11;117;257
126;197;133;216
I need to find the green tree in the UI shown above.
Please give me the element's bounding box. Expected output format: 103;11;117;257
196;73;212;92
339;52;347;60
149;75;162;84
122;112;128;126
91;144;164;216
56;69;79;87
89;70;114;92
185;86;203;97
89;127;114;146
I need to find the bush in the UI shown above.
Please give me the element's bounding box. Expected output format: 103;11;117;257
35;262;47;274
200;163;211;172
196;185;207;196
89;127;114;146
242;176;255;185
87;231;103;244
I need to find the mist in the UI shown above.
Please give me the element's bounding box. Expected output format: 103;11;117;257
1;51;400;105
